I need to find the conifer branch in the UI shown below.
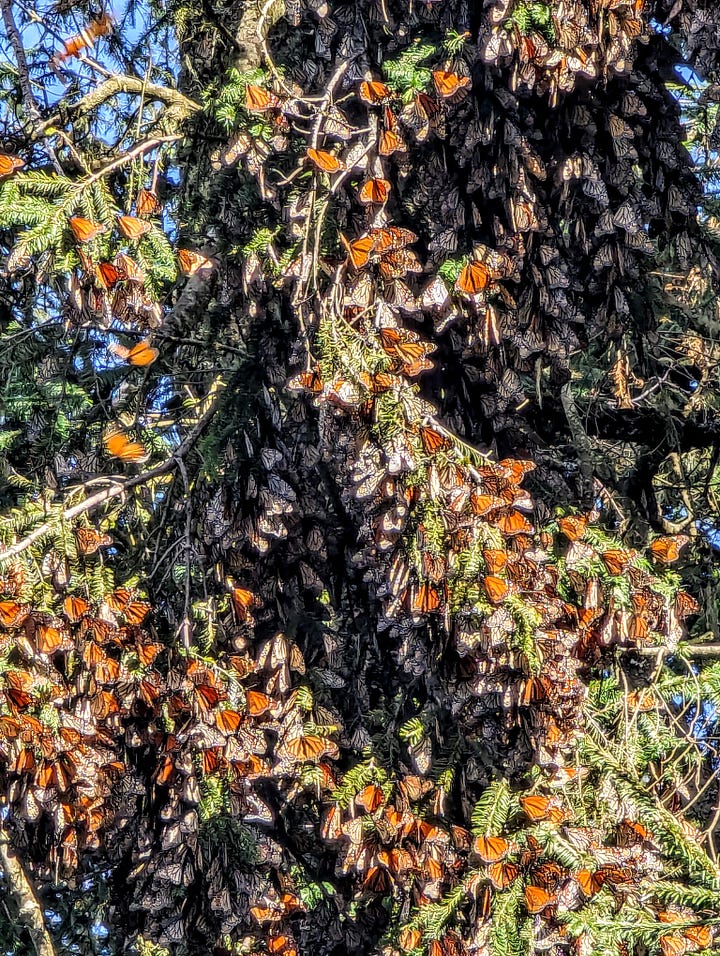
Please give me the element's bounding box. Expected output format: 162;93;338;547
0;826;55;956
0;382;224;563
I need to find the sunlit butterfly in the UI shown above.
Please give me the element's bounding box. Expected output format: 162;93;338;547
306;148;344;172
432;70;471;98
359;80;392;104
557;514;588;541
178;248;216;277
103;428;149;464
0;154;25;178
359;178;391;205
473;835;510;863
109;339;159;366
69;217;105;243
95;262;124;290
245;84;281;111
135;188;161;217
75;527;112;555
56;14;113;61
117;215;151;240
488;860;520;889
456;260;490;295
649;535;689;565
0;600;26;627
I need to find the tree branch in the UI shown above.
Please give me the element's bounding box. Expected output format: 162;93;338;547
0;382;224;563
36;75;200;139
0;827;55;956
0;0;41;128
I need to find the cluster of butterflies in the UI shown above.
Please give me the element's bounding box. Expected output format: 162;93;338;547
210;0;716;951
0;0;717;953
0;549;352;942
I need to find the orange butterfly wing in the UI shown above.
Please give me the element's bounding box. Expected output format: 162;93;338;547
473;835;509;863
178;248;216;277
135;188;161;217
306;148;344;172
432;70;471;98
456;260;490;295
359;178;391;205
69;217;105;243
359;80;392;104
117;215;151;240
103;430;149;463
0;153;25;178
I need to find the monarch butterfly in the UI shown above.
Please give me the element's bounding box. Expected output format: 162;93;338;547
230;586;261;620
359;178;391;205
432;70;471;98
0;600;26;627
601;549;632;575
117;214;151;240
649;535;689;565
473;835;510;863
359;80;392;104
369;225;417;252
215;709;243;733
456;260;490;295
484;575;509;604
0;153;25;178
33;623;67;655
524;885;555;913
675;590;699;617
493;509;533;536
75;527;113;555
356;783;385;813
69;216;105;243
342;234;374;269
398;928;422;951
488;860;520;889
683;925;712;949
246;690;272;716
56;14;113;61
109;339;159;366
135;188;161;217
114;252;145;283
245;84;281;112
136;642;163;666
378;248;422;279
419;426;450;454
63;596;89;622
268;934;299;956
557;514;589;541
95;262;124;290
178;248;216;277
280;734;334;761
103;428;149;464
519;794;565;823
306;148;344;172
379;128;405;155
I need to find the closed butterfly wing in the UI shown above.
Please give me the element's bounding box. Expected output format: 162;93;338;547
69;217;105;243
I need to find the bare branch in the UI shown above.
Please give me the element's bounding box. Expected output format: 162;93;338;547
0;827;55;956
36;75;200;139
